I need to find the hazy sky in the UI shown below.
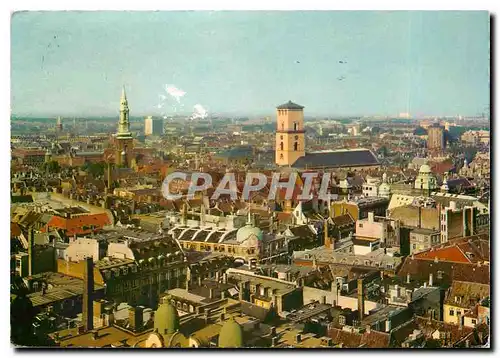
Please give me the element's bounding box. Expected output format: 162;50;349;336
11;11;489;117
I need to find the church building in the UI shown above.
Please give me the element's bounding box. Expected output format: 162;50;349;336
274;101;380;171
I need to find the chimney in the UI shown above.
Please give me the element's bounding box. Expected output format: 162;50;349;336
28;227;35;276
129;306;144;332
357;279;364;322
324;220;331;249
209;288;214;299
221;291;226;300
271;336;279;347
270;327;276;336
83;257;94;332
424;282;427;288
406;273;411;284
429;273;433;286
385;319;391;333
465;340;470;348
295;334;302;344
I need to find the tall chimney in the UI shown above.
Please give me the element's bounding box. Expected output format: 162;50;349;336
324;220;331;249
357;279;364;323
129;306;144;332
83;257;94;332
406;273;410;284
28;227;35;276
429;273;433;286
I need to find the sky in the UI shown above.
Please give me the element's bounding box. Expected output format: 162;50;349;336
11;11;490;118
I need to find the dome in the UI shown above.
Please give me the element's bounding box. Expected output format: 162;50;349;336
419;164;431;174
218;317;244;348
154;301;179;335
236;224;263;243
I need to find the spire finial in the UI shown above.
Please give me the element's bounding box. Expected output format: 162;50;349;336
121;86;127;101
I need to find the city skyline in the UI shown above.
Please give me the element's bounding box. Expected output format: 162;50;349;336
11;11;490;117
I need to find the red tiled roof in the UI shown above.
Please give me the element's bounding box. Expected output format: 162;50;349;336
414;246;471;264
11;222;21;237
43;213;111;236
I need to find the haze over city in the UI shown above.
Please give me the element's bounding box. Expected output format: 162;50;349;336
11;11;489;118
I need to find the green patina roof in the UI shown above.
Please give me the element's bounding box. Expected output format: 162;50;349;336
154;301;180;335
218;317;244;348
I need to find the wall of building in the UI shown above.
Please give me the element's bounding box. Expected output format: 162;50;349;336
65;238;100;262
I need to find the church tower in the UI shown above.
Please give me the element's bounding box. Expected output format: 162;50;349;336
275;100;305;166
115;87;134;166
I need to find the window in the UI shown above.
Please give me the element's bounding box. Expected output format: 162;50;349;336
280;135;283;140
437;271;443;279
280;154;284;160
280;142;284;151
293;122;298;131
359;223;363;228
295;135;299;140
449;309;455;316
294;142;298;151
281;122;284;130
412;244;417;249
472;319;477;325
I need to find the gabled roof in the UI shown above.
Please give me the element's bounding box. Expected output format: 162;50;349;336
291;149;379;169
276;100;304;110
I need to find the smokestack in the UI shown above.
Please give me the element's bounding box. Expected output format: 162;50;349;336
129;306;144;332
324;220;330;249
28;227;35;276
295;334;302;344
429;273;433;286
357;279;364;323
83;257;94;332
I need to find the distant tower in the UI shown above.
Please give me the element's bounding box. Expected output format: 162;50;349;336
56;116;63;132
275;101;306;166
427;123;445;155
115;87;134;166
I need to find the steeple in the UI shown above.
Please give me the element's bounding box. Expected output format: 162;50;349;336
117;86;132;138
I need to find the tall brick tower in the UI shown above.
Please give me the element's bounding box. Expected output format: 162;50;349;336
275;101;305;166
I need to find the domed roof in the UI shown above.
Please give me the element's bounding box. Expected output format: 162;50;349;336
154;301;179;335
419;164;432;174
236;224;263;242
218;317;244;348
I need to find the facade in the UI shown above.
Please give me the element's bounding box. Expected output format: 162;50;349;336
355;212;401;249
409;228;441;254
144;116;163;136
